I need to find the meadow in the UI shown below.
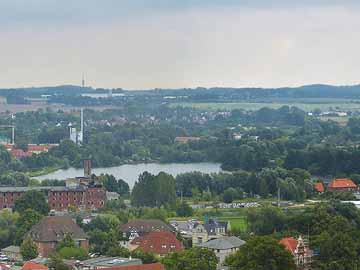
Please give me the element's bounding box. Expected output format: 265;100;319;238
170;98;360;112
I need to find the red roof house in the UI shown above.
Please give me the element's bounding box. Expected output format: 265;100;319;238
22;262;48;270
99;263;165;270
280;237;298;255
314;182;325;193
130;231;183;256
280;236;312;267
328;178;358;192
10;149;32;159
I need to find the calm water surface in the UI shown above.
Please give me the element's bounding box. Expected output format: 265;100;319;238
35;163;222;188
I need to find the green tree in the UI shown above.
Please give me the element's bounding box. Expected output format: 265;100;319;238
162;247;217;270
20;236;38;261
131;172;176;207
15;209;42;244
48;255;71;270
57;234;75;251
223;187;239;203
0;210;19;249
176;202;193;217
14;190;49;215
225;236;296;270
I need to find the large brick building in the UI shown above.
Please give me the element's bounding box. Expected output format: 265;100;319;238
0;184;106;211
28;216;89;257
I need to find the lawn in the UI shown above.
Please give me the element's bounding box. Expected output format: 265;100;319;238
218;216;248;232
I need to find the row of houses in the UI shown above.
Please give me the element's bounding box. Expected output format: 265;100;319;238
2;144;57;159
314;178;359;193
1;215;312;269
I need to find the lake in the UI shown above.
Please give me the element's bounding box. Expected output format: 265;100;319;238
35;162;222;188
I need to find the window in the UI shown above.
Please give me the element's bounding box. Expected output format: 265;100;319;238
162;245;167;249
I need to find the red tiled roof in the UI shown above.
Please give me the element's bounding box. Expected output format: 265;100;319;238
280;237;297;255
131;231;183;255
99;263;164;270
27;145;50;152
329;178;357;189
314;182;325;193
22;262;48;270
11;149;32;159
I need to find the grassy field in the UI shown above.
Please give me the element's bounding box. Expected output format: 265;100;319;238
170;99;360;112
218;216;248;232
27;166;61;178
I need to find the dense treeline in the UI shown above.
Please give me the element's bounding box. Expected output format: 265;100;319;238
245;201;360;269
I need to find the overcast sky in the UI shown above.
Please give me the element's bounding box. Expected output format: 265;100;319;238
1;0;360;89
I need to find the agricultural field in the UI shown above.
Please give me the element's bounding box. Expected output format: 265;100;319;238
170;99;360;112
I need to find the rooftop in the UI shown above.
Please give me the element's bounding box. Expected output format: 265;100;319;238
131;231;183;255
81;257;142;268
120;219;174;234
1;246;20;253
99;263;165;270
28;216;88;242
279;237;298;254
329;178;357;189
314;182;325;193
22;262;48;270
199;236;246;250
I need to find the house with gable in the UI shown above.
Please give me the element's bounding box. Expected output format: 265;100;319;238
28;216;89;257
192;219;230;246
280;236;312;269
328;178;358;192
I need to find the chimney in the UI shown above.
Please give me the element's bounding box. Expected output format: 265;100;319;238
84;159;92;178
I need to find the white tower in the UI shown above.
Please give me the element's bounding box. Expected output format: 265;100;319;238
78;108;84;144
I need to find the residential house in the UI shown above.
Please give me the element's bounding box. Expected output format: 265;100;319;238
192;219;230;246
28;216;89;257
1;246;21;261
328;178;358;192
199;236;246;264
170;219;199;238
129;231;183;257
280;236;312;269
120;219;174;242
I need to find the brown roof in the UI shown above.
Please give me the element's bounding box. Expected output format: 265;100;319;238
99;263;164;270
120;219;174;234
28;216;88;242
329;178;357;189
131;231;183;255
